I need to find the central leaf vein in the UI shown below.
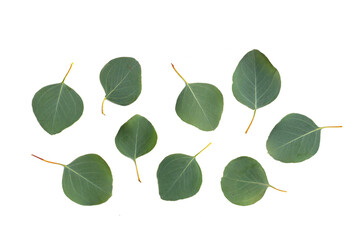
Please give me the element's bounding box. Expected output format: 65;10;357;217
65;165;110;196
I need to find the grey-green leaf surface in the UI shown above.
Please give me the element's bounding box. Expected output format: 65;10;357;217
100;57;141;114
157;154;202;201
221;156;284;206
232;49;281;133
172;64;223;131
266;113;342;163
32;64;83;135
32;154;113;206
115;114;157;182
62;154;113;206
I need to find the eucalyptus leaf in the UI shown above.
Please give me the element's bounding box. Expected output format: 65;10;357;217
32;63;83;135
221;156;285;206
172;64;223;131
100;57;141;114
157;143;211;201
266;113;342;163
32;154;113;206
115;114;157;182
232;49;281;133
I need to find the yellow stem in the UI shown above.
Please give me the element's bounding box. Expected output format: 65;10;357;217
31;154;65;167
269;184;287;193
245;109;256;134
101;97;106;115
320;126;343;129
194;143;212;158
134;160;141;183
62;63;74;84
171;63;189;85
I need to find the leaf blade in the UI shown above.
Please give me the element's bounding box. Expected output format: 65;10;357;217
266;113;321;163
232;49;281;110
232;49;281;132
115;114;157;160
115;114;157;182
157;154;202;201
62;154;113;206
221;156;269;206
32;83;84;135
100;57;141;113
176;83;223;131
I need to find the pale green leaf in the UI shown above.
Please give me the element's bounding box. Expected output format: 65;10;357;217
172;64;223;131
157;143;211;201
266;113;342;163
32;154;113;206
32;63;83;135
221;156;285;206
115;114;157;182
100;57;141;114
232;49;281;133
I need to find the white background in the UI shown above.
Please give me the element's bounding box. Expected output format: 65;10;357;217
1;0;359;239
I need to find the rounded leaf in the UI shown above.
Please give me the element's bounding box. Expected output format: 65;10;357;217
221;157;269;206
32;83;84;135
176;83;223;131
232;49;281;110
157;154;202;201
100;57;141;106
62;154;113;206
115;114;157;160
266;113;321;163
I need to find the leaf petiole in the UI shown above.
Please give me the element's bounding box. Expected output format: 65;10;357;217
320;125;343;130
31;154;65;167
62;63;74;84
269;184;287;193
101;97;107;115
134;159;141;183
194;142;212;158
171;63;189;86
245;109;256;134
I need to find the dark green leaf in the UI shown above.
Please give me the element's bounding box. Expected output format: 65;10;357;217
115;114;157;182
172;64;223;131
266;113;342;163
157;143;211;201
32;154;113;206
232;49;281;133
100;57;141;114
221;156;285;206
63;154;113;205
32;63;83;135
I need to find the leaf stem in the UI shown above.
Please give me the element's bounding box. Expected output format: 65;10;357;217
31;154;65;167
269;184;287;193
101;97;106;115
171;63;189;85
134;159;141;183
245;109;256;134
320;125;343;129
62;63;74;84
194;142;212;158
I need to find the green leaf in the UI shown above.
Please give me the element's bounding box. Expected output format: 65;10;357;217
172;64;223;131
232;49;281;133
32;63;84;135
266;113;342;163
157;143;211;201
221;156;285;206
115;114;157;182
100;57;141;114
32;154;113;206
